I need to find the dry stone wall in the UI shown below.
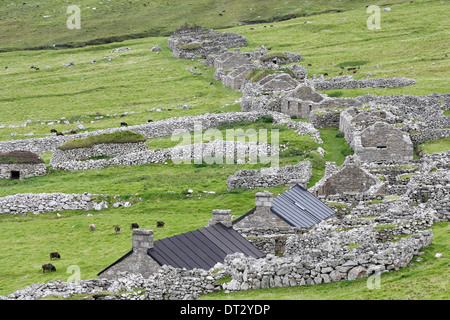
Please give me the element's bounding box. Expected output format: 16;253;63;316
0;111;321;154
310;77;415;91
226;161;312;190
0;193;96;215
50;142;148;165
50;140;279;171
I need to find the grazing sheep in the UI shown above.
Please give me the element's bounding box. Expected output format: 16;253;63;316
68;130;77;134
156;221;165;228
42;264;56;273
89;224;96;232
114;226;121;234
147;119;153;123
120;122;128;127
50;252;61;260
130;223;139;230
50;129;57;133
56;132;64;136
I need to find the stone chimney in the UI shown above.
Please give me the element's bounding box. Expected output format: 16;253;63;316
132;229;154;254
207;209;232;227
255;191;273;213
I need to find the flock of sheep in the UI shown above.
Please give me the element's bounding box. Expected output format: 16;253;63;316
41;221;165;274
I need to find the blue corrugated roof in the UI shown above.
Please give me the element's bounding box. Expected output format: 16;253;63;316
147;223;265;270
233;184;335;228
271;184;335;227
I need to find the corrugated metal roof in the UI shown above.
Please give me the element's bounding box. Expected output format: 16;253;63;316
271;184;335;227
147;223;265;270
232;184;335;228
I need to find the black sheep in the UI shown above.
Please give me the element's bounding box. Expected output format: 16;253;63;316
50;252;61;260
42;264;56;273
130;223;139;229
156;221;165;228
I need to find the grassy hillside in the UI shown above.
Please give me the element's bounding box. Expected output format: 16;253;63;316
0;0;412;51
1;0;448;143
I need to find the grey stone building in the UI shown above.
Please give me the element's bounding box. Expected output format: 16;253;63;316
280;85;326;119
98;229;161;280
280;85;361;120
98;218;264;280
309;156;386;197
353;122;414;163
0;151;46;180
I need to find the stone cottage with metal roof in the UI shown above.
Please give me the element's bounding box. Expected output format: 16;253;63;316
233;184;336;229
98;222;264;280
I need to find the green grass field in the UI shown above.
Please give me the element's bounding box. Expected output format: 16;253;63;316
0;0;413;51
418;137;450;155
0;0;449;298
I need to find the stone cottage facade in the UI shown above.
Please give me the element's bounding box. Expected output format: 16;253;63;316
234;191;291;229
309;156;386;197
354;122;414;163
98;229;161;280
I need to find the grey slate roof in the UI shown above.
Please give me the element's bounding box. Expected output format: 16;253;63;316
233;184;336;228
147;223;265;270
271;184;336;227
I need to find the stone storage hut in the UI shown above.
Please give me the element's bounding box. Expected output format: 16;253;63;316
50;131;148;168
0;151;46;180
